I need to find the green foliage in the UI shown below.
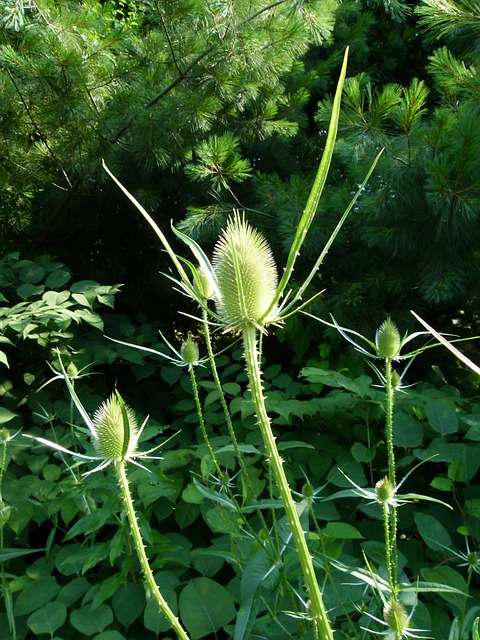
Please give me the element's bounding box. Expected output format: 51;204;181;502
1;253;480;639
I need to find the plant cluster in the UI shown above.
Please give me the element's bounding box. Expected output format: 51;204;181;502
1;1;480;639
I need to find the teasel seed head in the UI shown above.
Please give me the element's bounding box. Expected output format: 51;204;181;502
212;212;278;331
375;476;395;504
92;393;138;462
180;334;200;367
383;599;409;636
376;317;401;359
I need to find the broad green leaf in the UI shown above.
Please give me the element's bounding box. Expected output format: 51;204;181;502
111;583;145;628
414;512;451;551
27;602;66;635
42;290;71;306
143;588;177;634
18;262;45;284
393;411;424;448
351;441;376;462
56;577;90;608
425;399;458;436
179;577;236;639
64;508;113;541
16;283;44;300
414;439;480;483
466;499;480;518
70;603;113;635
420;567;467;609
14;577;60;616
94;632;127;640
0;407;18;424
323;522;364;539
45;268;71;288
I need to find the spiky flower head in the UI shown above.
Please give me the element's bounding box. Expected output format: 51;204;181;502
383;599;409;636
375;477;395;504
376;318;401;359
92;393;138;462
212;212;278;331
180;334;200;367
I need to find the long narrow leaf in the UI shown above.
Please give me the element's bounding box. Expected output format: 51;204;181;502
57;354;95;434
171;225;221;301
283;148;384;314
411;311;480;376
270;47;349;310
102;161;192;290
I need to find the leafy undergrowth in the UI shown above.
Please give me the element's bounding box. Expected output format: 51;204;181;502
1;253;480;639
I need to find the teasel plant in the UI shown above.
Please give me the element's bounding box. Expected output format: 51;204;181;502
304;313;461;638
24;357;190;640
104;48;385;638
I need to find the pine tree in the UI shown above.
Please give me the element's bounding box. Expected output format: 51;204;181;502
246;0;480;344
0;0;338;308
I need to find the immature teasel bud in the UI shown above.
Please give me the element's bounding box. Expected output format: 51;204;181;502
67;362;78;378
391;369;401;389
92;393;138;461
180;334;200;367
383;599;409;636
195;266;215;301
212;211;278;331
375;477;395;504
376;318;401;359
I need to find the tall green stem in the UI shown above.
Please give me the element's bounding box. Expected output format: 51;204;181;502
242;324;333;640
384;358;398;595
115;461;190;640
202;309;262;507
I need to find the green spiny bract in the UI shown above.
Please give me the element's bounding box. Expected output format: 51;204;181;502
212;212;278;332
376;317;401;359
92;394;138;462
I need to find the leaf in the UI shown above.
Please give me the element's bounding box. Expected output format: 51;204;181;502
0;547;43;562
14;576;60;616
234;550;280;640
27;601;67;635
143;589;178;634
179;577;236;639
70;603;114;635
64;507;113;540
18;262;45;284
393;411;424;448
94;632;127;640
420;567;467;609
414;512;452;551
192;476;236;510
426;399;458;435
323;522;364;539
45;268;71;288
111;583;145;628
0;407;18;424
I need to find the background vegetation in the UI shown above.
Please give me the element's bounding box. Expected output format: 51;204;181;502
1;0;480;638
